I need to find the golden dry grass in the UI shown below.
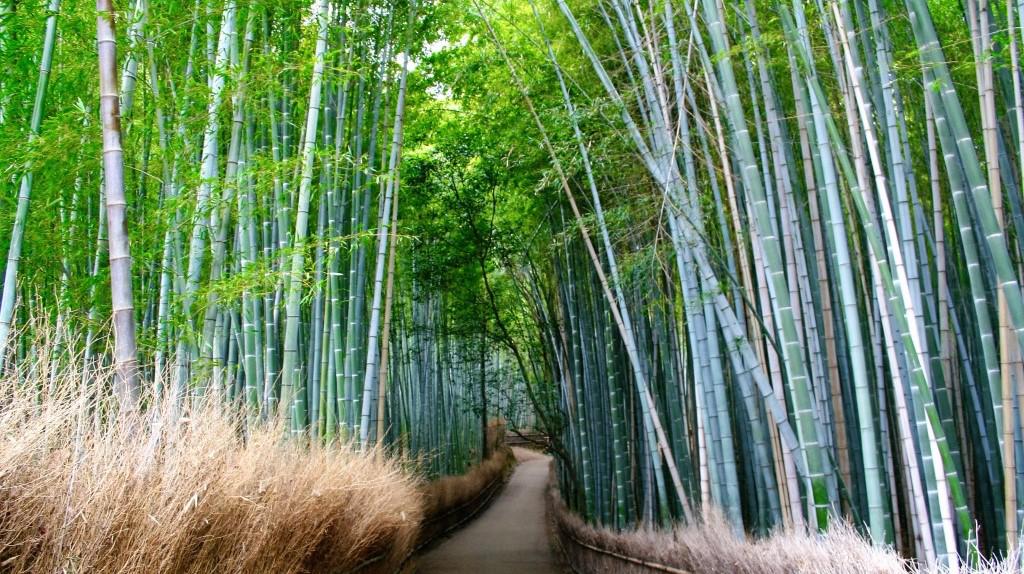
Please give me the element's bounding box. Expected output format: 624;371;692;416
916;545;1023;574
0;366;422;574
417;419;510;518
548;466;907;574
420;445;513;519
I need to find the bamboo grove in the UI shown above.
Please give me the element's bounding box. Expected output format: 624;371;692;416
447;0;1024;569
8;0;1024;570
0;0;508;482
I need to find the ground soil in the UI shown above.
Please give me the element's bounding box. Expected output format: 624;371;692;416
416;447;562;573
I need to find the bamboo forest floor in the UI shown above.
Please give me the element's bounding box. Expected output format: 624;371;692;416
416;448;562;574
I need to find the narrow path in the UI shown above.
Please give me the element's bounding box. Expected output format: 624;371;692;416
416;447;561;573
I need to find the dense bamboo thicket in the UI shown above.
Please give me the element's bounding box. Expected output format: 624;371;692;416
9;0;1024;571
0;0;507;479
0;1;531;568
423;0;1024;570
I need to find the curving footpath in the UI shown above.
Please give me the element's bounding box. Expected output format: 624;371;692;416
416;447;561;573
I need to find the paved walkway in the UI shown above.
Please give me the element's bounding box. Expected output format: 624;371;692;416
416;447;561;573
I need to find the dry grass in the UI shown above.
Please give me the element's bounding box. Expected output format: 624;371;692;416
0;367;421;574
418;419;510;519
915;545;1024;574
420;446;513;519
548;467;907;574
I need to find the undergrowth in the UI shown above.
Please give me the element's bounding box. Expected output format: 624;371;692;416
0;359;421;573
